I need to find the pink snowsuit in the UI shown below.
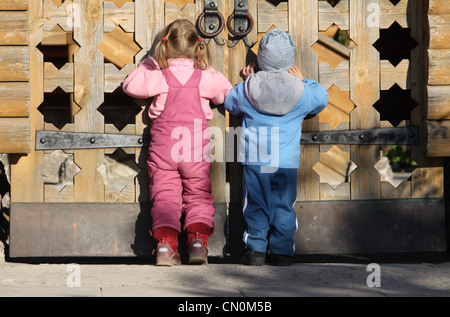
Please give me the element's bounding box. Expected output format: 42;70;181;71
123;58;232;233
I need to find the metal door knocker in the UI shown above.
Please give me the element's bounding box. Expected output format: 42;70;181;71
227;0;255;48
196;0;226;45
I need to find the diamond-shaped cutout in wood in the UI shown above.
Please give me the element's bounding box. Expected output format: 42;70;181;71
326;0;341;7
97;88;142;131
39;24;79;70
110;0;133;7
319;85;355;129
37;150;81;192
313;145;357;190
97;148;141;192
50;0;63;8
312;25;355;69
168;0;195;10
38;87;80;130
375;145;416;188
98;25;141;69
373;21;417;67
373;84;418;127
389;0;401;5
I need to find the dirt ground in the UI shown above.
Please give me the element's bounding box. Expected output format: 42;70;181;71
1;241;450;298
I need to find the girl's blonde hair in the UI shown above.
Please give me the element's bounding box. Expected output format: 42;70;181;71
154;19;210;70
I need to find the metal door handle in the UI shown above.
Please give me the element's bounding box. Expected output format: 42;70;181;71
196;0;226;45
227;0;255;48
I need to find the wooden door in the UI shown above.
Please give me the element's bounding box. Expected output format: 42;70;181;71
6;0;447;258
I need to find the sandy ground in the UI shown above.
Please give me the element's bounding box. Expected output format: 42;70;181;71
1;243;450;298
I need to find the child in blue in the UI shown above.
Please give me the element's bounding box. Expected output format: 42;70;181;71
224;28;329;266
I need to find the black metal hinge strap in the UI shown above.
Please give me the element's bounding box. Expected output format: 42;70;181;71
301;126;419;145
36;127;419;151
36;131;150;150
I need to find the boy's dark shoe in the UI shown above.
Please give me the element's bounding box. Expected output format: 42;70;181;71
269;254;293;266
241;250;266;266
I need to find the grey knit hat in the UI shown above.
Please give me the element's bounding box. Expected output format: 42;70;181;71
257;28;295;72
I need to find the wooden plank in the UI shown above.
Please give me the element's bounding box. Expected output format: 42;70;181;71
258;0;288;32
104;1;135;33
0;82;30;117
411;167;444;198
428;49;450;85
10;0;45;202
429;14;450;50
44;184;74;202
319;183;350;200
44;62;73;93
426;120;450;157
410;0;443;169
290;0;320;201
380;0;408;29
43;0;75;32
0;11;28;45
429;0;450;15
319;61;349;91
319;0;349;31
349;0;381;199
197;0;228;205
427;85;450;120
165;2;195;24
134;0;163;63
105;185;135;202
380;181;411;199
9;202;226;257
133;0;164;203
0;117;30;153
226;0;258;255
0;46;29;81
104;63;133;93
380;59;410;90
294;199;446;253
72;0;105;202
0;0;28;10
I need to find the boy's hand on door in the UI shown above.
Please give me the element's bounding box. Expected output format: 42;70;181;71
240;63;256;80
288;65;304;81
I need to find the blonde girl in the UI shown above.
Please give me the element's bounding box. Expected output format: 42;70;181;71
123;19;232;266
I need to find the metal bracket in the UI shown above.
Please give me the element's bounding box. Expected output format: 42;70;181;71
36;127;419;151
301;126;419;145
196;0;225;45
36;131;150;150
227;0;255;48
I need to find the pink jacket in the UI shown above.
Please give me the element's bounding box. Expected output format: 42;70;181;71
122;58;232;120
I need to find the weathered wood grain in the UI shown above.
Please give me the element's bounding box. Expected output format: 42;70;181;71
428;85;450;120
0;0;28;10
0;117;30;153
72;0;105;202
0;11;28;45
349;0;381;199
0;82;30;117
0;46;29;81
10;0;45;202
426;120;450;157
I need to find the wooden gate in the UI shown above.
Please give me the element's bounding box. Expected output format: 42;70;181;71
2;0;447;258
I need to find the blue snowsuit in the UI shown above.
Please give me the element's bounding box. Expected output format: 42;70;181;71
224;73;328;256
